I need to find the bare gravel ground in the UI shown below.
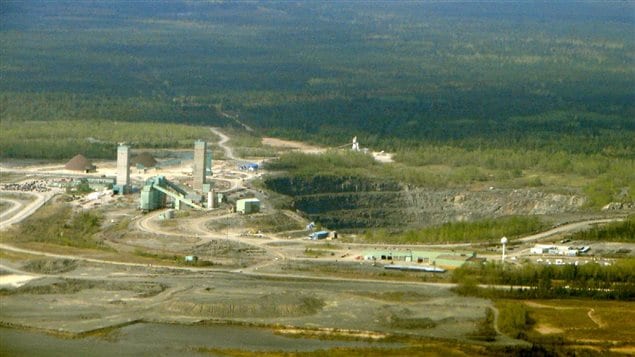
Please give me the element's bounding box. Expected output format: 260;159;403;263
0;259;491;341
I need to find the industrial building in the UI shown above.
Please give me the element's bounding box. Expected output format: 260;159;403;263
530;244;580;256
384;265;445;273
86;177;115;191
193;140;208;192
140;176;204;211
114;144;130;194
363;249;477;268
62;177;115;192
236;198;260;214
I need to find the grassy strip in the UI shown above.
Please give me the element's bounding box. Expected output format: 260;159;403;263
133;249;216;267
0;172;27;183
1;199;112;251
468;307;497;342
495;301;530;339
224;128;279;158
194;344;489;357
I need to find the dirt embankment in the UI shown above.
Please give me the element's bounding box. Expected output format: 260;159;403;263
22;259;78;274
1;277;167;298
164;292;324;318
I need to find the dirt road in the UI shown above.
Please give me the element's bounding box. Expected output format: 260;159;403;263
0;198;21;221
516;218;624;243
210;127;236;160
0;191;57;231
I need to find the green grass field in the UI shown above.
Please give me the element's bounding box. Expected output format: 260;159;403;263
523;299;635;349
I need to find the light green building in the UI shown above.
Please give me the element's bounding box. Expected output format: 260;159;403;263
363;249;477;268
140;184;166;211
236;198;260;214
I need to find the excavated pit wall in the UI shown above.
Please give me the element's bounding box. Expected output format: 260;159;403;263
266;175;586;229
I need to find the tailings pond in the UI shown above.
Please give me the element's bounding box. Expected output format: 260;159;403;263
1;323;403;356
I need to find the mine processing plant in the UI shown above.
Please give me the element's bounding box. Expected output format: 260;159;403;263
140;176;204;211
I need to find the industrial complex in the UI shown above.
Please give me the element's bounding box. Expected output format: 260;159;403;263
1;132;625;273
0;128;632;354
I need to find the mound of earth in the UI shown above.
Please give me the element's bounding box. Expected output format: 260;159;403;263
1;278;167;298
164;292;325;318
64;154;96;172
192;241;266;257
131;152;158;168
22;259;78;274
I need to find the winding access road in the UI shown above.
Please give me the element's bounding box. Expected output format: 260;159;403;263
210;127;236;161
0;190;57;231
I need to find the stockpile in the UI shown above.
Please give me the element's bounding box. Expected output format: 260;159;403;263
130;152;157;168
64;154;95;172
1;180;49;192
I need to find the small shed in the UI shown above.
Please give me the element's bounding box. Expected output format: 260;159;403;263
236;198;260;214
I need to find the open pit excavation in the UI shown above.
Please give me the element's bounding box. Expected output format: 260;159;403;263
1;126;633;356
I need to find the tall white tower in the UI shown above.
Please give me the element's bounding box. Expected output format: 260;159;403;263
501;236;508;263
116;144;130;191
352;136;360;151
193;140;207;192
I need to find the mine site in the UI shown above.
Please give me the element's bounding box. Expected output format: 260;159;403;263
1;127;634;356
2;1;634;356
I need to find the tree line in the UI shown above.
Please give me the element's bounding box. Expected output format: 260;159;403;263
453;259;635;300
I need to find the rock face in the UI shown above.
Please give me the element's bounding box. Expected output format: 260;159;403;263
601;202;635;211
265;175;586;229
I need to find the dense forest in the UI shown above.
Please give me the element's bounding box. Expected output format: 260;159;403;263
565;215;635;242
1;1;633;203
453;259;635;300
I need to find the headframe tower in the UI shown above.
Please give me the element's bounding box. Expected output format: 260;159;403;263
193;140;207;192
116;144;130;194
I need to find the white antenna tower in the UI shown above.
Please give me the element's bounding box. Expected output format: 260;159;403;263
352;136;360;151
501;236;508;263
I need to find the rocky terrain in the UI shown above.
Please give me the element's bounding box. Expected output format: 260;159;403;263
266;175;586;229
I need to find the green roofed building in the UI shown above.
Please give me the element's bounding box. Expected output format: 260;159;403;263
363;249;478;269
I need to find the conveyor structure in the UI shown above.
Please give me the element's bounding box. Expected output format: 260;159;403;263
140;175;204;211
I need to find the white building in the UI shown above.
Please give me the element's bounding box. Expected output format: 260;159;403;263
531;244;578;256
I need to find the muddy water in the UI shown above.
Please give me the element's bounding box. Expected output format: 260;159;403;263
1;323;401;356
